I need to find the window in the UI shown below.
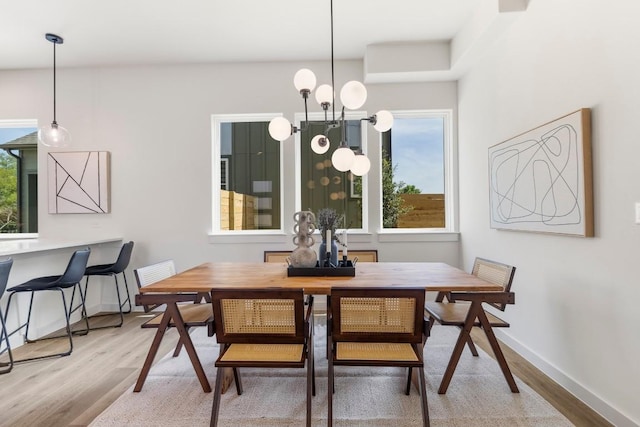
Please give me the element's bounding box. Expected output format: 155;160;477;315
212;114;282;232
381;111;451;230
0;120;38;235
298;118;364;231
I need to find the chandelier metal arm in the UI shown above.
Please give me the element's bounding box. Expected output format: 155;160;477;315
300;90;310;132
361;114;377;125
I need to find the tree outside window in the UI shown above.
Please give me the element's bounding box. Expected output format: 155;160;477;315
382;114;447;229
0;125;38;234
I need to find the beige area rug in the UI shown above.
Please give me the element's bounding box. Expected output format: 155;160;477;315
90;320;572;427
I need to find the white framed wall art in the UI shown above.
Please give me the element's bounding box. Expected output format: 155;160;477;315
488;109;593;237
47;151;111;214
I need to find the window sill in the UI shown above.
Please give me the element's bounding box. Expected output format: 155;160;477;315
207;231;458;244
208;232;288;245
376;230;459;242
0;233;38;241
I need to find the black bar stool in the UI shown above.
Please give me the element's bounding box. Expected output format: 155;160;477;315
79;241;134;330
3;248;91;362
0;258;14;374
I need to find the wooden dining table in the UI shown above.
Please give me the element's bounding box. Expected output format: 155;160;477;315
134;261;504;393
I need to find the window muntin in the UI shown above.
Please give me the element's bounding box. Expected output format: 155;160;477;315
0;120;38;235
381;112;450;230
212;115;282;232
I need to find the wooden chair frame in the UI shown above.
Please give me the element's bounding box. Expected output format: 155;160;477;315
133;260;214;393
210;288;315;427
328;287;429;427
425;257;518;394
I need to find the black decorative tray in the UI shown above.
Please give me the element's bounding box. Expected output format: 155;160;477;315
287;260;355;277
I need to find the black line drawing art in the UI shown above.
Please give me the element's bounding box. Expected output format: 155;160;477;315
48;151;110;214
488;109;592;236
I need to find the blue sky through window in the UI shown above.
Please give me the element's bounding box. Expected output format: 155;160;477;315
0;127;36;144
391;117;444;194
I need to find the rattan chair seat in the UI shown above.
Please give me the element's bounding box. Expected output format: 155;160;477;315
424;301;509;327
142;303;213;327
336;342;418;361
221;343;305;362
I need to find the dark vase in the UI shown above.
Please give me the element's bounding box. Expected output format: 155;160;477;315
318;239;339;267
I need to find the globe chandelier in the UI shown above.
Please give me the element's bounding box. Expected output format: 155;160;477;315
268;0;393;176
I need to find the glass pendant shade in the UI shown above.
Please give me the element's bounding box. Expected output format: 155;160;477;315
311;134;330;154
374;110;394;132
315;84;334;106
350;153;371;176
331;146;355;172
38;122;70;147
293;68;317;93
268;117;292;141
340;81;367;110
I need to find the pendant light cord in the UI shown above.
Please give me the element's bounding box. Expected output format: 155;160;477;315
330;0;336;124
52;40;57;123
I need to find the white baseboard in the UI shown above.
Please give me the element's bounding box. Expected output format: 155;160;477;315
495;329;637;427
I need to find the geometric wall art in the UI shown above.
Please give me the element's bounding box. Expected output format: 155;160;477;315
488;109;593;237
47;151;111;214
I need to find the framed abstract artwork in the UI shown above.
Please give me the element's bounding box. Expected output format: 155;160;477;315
48;151;111;214
488;109;593;237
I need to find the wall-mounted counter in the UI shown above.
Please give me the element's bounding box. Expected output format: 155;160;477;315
0;236;124;350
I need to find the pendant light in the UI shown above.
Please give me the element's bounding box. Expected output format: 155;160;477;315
268;0;393;176
38;33;71;148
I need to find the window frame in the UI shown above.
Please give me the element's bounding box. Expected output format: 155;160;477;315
210;113;285;235
378;109;457;235
0;119;39;239
293;110;369;234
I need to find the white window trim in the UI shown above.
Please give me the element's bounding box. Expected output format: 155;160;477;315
0;118;39;239
210;113;285;236
377;109;457;235
293;110;369;234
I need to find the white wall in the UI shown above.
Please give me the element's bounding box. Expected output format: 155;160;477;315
0;60;460;337
457;0;640;425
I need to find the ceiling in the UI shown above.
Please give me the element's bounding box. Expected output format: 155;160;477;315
0;0;480;70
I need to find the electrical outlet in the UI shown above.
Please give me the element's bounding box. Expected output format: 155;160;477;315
636;203;640;224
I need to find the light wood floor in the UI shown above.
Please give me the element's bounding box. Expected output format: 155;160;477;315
0;312;613;427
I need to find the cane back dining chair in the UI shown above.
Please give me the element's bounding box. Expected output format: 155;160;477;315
79;240;134;330
133;259;214;392
424;257;517;394
3;248;91;362
210;288;315;427
0;258;14;374
328;287;429;427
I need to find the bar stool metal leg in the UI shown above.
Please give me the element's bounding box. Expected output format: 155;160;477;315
3;248;91;363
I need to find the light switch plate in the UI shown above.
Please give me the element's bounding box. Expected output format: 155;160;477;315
636;203;640;224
